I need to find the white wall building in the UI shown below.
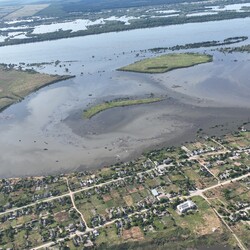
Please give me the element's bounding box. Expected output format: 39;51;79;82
177;200;196;213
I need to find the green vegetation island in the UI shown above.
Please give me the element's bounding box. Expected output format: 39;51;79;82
83;98;163;119
0;129;249;249
0;65;74;112
118;53;212;74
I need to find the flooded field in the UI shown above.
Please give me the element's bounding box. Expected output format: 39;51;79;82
0;18;250;177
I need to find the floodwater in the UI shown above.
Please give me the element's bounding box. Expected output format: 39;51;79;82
0;18;250;177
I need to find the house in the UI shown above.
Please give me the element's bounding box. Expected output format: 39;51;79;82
93;229;99;237
163;158;173;165
156;165;165;175
241;126;247;132
177;200;196;213
151;189;159;197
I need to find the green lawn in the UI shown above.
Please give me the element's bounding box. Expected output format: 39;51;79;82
118;53;212;73
83;97;163;119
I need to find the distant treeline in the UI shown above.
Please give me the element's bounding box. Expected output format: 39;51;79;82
150;36;248;52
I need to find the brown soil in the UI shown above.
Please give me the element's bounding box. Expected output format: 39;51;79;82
196;213;222;236
103;195;112;202
122;226;144;241
54;211;69;222
111;191;120;198
124;195;133;206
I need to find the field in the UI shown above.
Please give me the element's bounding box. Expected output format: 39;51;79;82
83;98;163;119
3;4;49;20
0;6;20;19
118;53;213;74
0;66;73;111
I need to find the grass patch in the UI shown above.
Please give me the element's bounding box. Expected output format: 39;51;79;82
83;97;163;119
118;53;212;73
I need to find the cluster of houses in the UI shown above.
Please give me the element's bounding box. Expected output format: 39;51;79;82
39;216;86;242
91;214;106;227
229;210;249;222
90;195;159;227
70;158;159;191
0;175;67;210
72;234;94;248
114;203;169;235
0;207;32;223
187;146;221;157
57;228;99;248
219;171;231;180
219;165;250;180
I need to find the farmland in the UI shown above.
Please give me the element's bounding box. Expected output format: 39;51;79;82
3;4;49;20
0;65;73;111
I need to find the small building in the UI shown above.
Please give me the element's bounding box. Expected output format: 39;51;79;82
93;229;99;237
151;189;159;197
177;200;196;213
163;158;173;165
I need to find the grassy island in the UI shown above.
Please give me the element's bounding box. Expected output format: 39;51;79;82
118;53;212;74
0;65;74;111
83;97;163;119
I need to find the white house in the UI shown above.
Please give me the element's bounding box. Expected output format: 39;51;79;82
151;189;159;197
177;200;196;213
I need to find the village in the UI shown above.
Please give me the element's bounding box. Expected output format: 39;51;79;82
0;129;249;250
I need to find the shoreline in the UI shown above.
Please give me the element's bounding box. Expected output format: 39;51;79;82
0;123;244;180
0;74;75;113
1;98;250;178
1;14;250;48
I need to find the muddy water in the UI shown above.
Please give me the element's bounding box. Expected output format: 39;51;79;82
0;18;250;177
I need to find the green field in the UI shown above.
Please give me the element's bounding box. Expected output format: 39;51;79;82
118;53;212;73
83;98;163;119
0;66;73;111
